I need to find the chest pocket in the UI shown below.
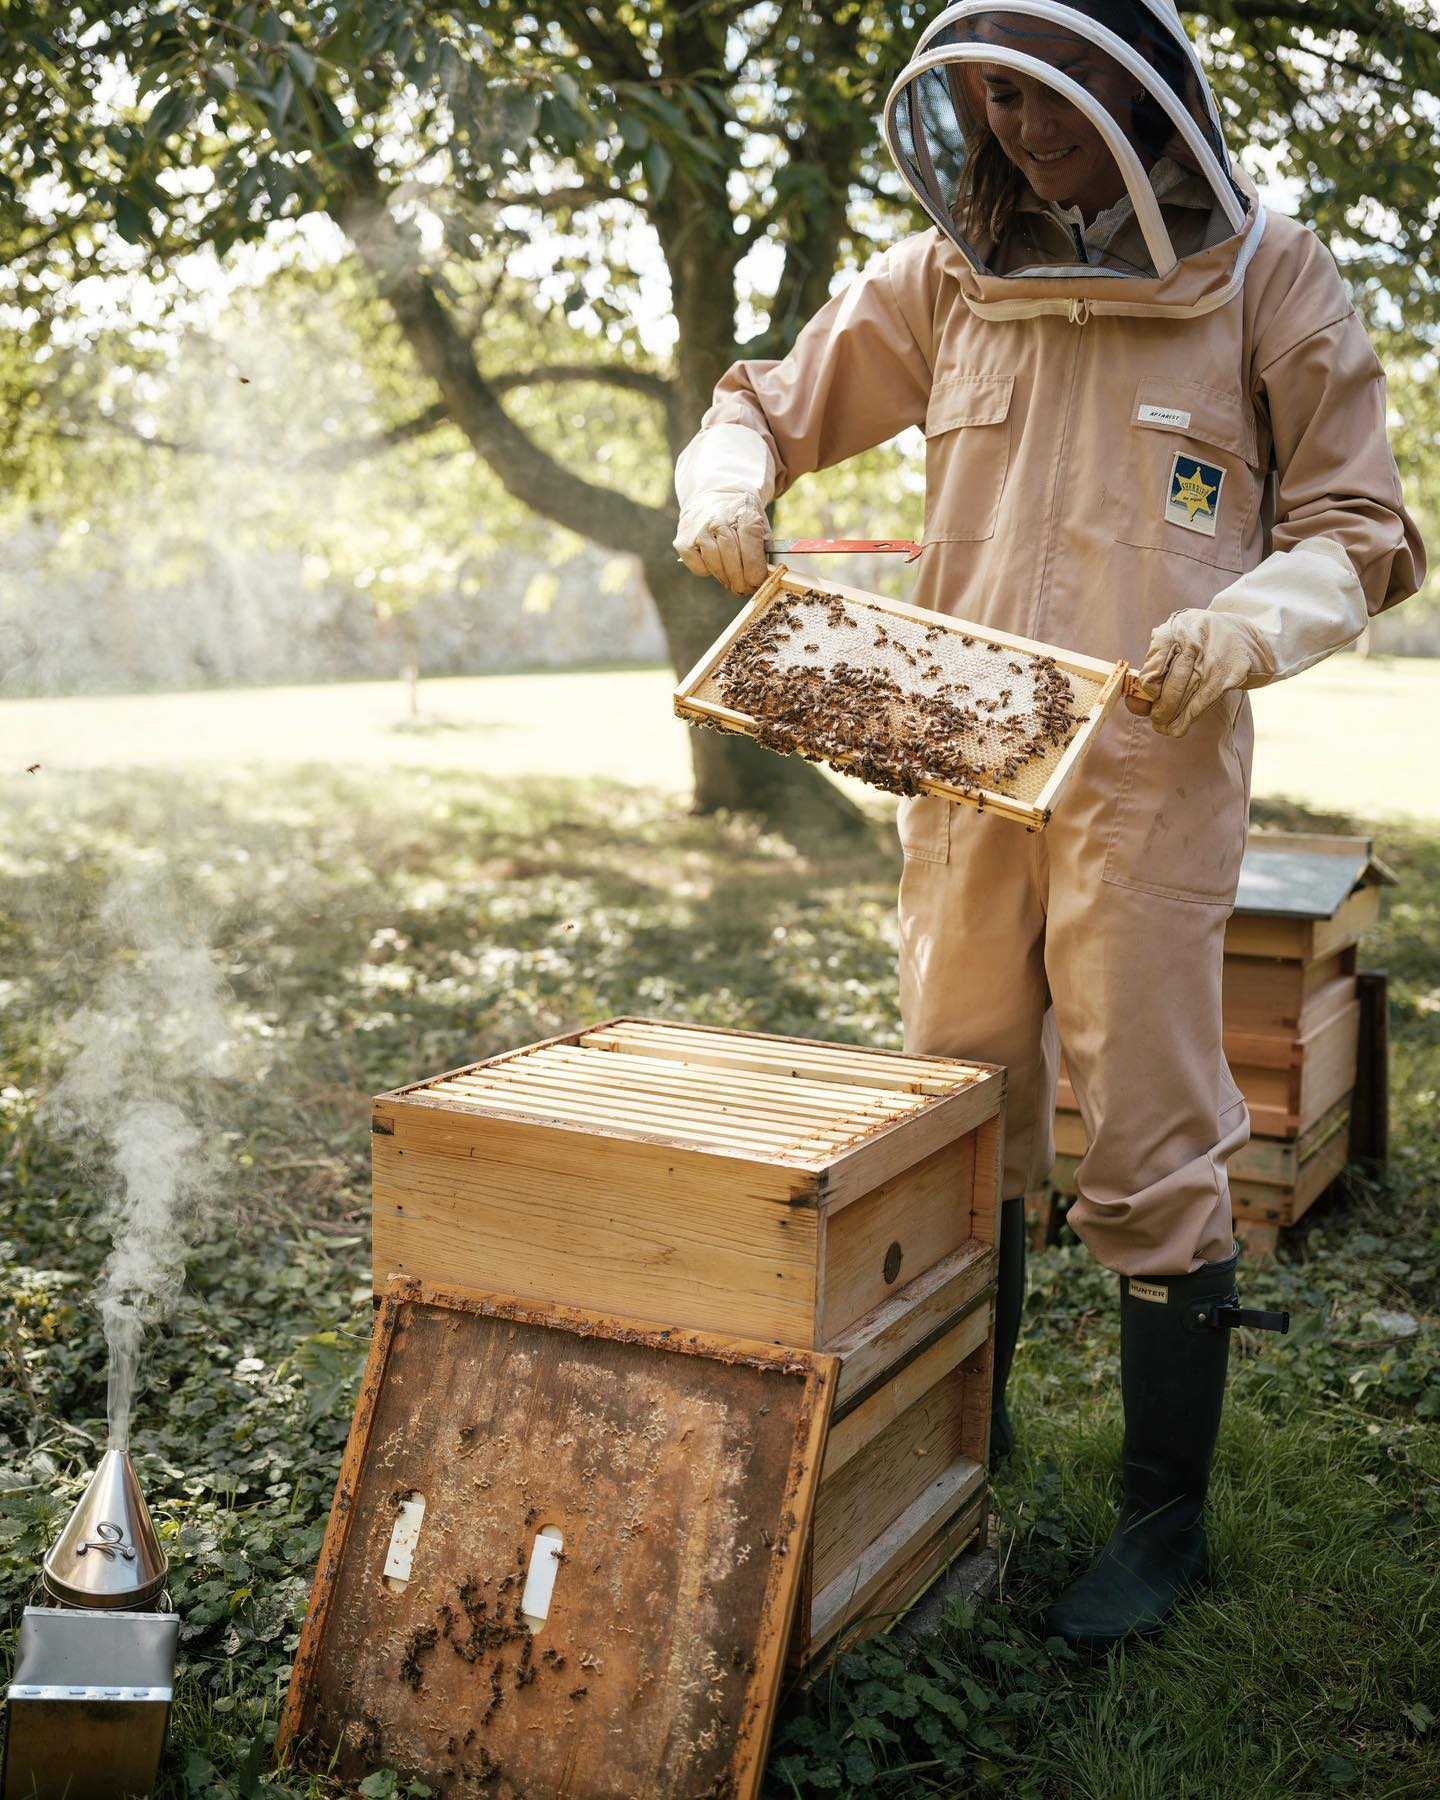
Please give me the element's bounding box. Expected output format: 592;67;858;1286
923;373;1014;544
1114;379;1262;574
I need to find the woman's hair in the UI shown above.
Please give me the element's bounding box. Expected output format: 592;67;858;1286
949;62;1032;247
954;128;1030;247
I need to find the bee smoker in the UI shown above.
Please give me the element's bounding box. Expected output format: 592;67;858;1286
3;1449;180;1800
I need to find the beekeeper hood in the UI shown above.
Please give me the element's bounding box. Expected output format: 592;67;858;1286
883;0;1264;316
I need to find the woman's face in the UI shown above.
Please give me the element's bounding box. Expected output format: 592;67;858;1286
977;35;1139;221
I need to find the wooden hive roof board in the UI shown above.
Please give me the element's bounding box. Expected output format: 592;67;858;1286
280;1281;837;1800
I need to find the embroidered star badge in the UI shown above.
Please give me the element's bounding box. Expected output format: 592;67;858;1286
1172;462;1217;520
1165;453;1225;539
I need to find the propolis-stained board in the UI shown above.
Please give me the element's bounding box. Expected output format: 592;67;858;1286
278;1281;836;1800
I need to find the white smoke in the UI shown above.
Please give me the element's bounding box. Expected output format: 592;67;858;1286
47;874;236;1452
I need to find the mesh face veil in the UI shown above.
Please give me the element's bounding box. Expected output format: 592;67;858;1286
883;1;1252;283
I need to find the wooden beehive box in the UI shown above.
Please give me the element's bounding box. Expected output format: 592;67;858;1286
1050;832;1392;1254
372;1018;1004;1665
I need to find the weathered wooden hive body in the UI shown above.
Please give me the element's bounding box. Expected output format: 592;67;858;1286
372;1017;1004;1664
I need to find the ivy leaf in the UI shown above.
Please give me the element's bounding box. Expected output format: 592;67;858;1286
286;44;317;87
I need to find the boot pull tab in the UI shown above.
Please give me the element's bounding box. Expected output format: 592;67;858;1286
1217;1303;1290;1334
1188;1300;1290;1334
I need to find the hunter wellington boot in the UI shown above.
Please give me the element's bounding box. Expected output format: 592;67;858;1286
1045;1244;1287;1651
989;1196;1026;1462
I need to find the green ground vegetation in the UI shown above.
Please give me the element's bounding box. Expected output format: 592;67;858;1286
1;769;1436;1798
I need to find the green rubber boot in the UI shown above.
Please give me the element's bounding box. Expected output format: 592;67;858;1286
1045;1244;1286;1651
989;1196;1026;1463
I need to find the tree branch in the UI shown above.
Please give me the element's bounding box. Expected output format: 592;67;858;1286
493;362;673;402
307;363;671;468
335;155;673;559
0;215;88;269
492;181;631;214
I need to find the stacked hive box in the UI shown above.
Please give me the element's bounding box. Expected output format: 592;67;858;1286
1050;833;1392;1255
371;1017;1004;1667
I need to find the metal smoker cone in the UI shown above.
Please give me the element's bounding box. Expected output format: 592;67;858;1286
41;1448;168;1609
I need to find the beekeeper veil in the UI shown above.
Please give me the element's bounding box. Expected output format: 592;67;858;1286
883;0;1252;281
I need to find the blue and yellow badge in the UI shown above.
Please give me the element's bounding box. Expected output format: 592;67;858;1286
1165;454;1224;538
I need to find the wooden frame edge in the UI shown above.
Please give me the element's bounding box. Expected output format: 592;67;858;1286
670;566;1125;832
1033;657;1129;817
673;564;790;702
734;1339;839;1800
276;1291;403;1758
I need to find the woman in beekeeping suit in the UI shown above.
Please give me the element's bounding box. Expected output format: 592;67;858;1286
674;0;1424;1651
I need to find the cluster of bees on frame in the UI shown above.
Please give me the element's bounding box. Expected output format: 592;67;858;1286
711;588;1081;800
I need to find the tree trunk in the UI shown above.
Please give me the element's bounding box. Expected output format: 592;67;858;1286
641;554;876;843
338;163;875;842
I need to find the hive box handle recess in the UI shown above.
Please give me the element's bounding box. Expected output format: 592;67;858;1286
520;1526;565;1630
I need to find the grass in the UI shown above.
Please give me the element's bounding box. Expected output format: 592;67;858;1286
0;750;1436;1797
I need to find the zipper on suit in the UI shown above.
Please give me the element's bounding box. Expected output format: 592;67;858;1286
1033;305;1090;637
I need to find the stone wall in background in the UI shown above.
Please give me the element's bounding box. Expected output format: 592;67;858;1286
3;521;1436;698
0;533;668;697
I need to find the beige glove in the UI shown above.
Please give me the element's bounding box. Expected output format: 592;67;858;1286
1139;538;1369;738
673;422;776;595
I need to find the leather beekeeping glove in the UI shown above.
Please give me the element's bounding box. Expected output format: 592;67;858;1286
1139;538;1370;738
673;422;776;596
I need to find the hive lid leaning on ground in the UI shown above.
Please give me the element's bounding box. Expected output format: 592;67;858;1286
278;1281;837;1800
673;565;1130;830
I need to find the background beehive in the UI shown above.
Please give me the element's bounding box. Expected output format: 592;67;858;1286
372;1018;1005;1664
1046;833;1392;1259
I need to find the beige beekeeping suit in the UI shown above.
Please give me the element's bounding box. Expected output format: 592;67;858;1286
682;3;1424;1275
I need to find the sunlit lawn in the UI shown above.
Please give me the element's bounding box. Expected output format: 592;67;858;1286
5;652;1440;823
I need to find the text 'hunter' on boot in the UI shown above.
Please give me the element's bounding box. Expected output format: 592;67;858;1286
1044;1243;1288;1653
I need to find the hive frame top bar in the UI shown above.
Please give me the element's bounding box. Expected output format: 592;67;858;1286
374;1015;1001;1170
673;565;1131;831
